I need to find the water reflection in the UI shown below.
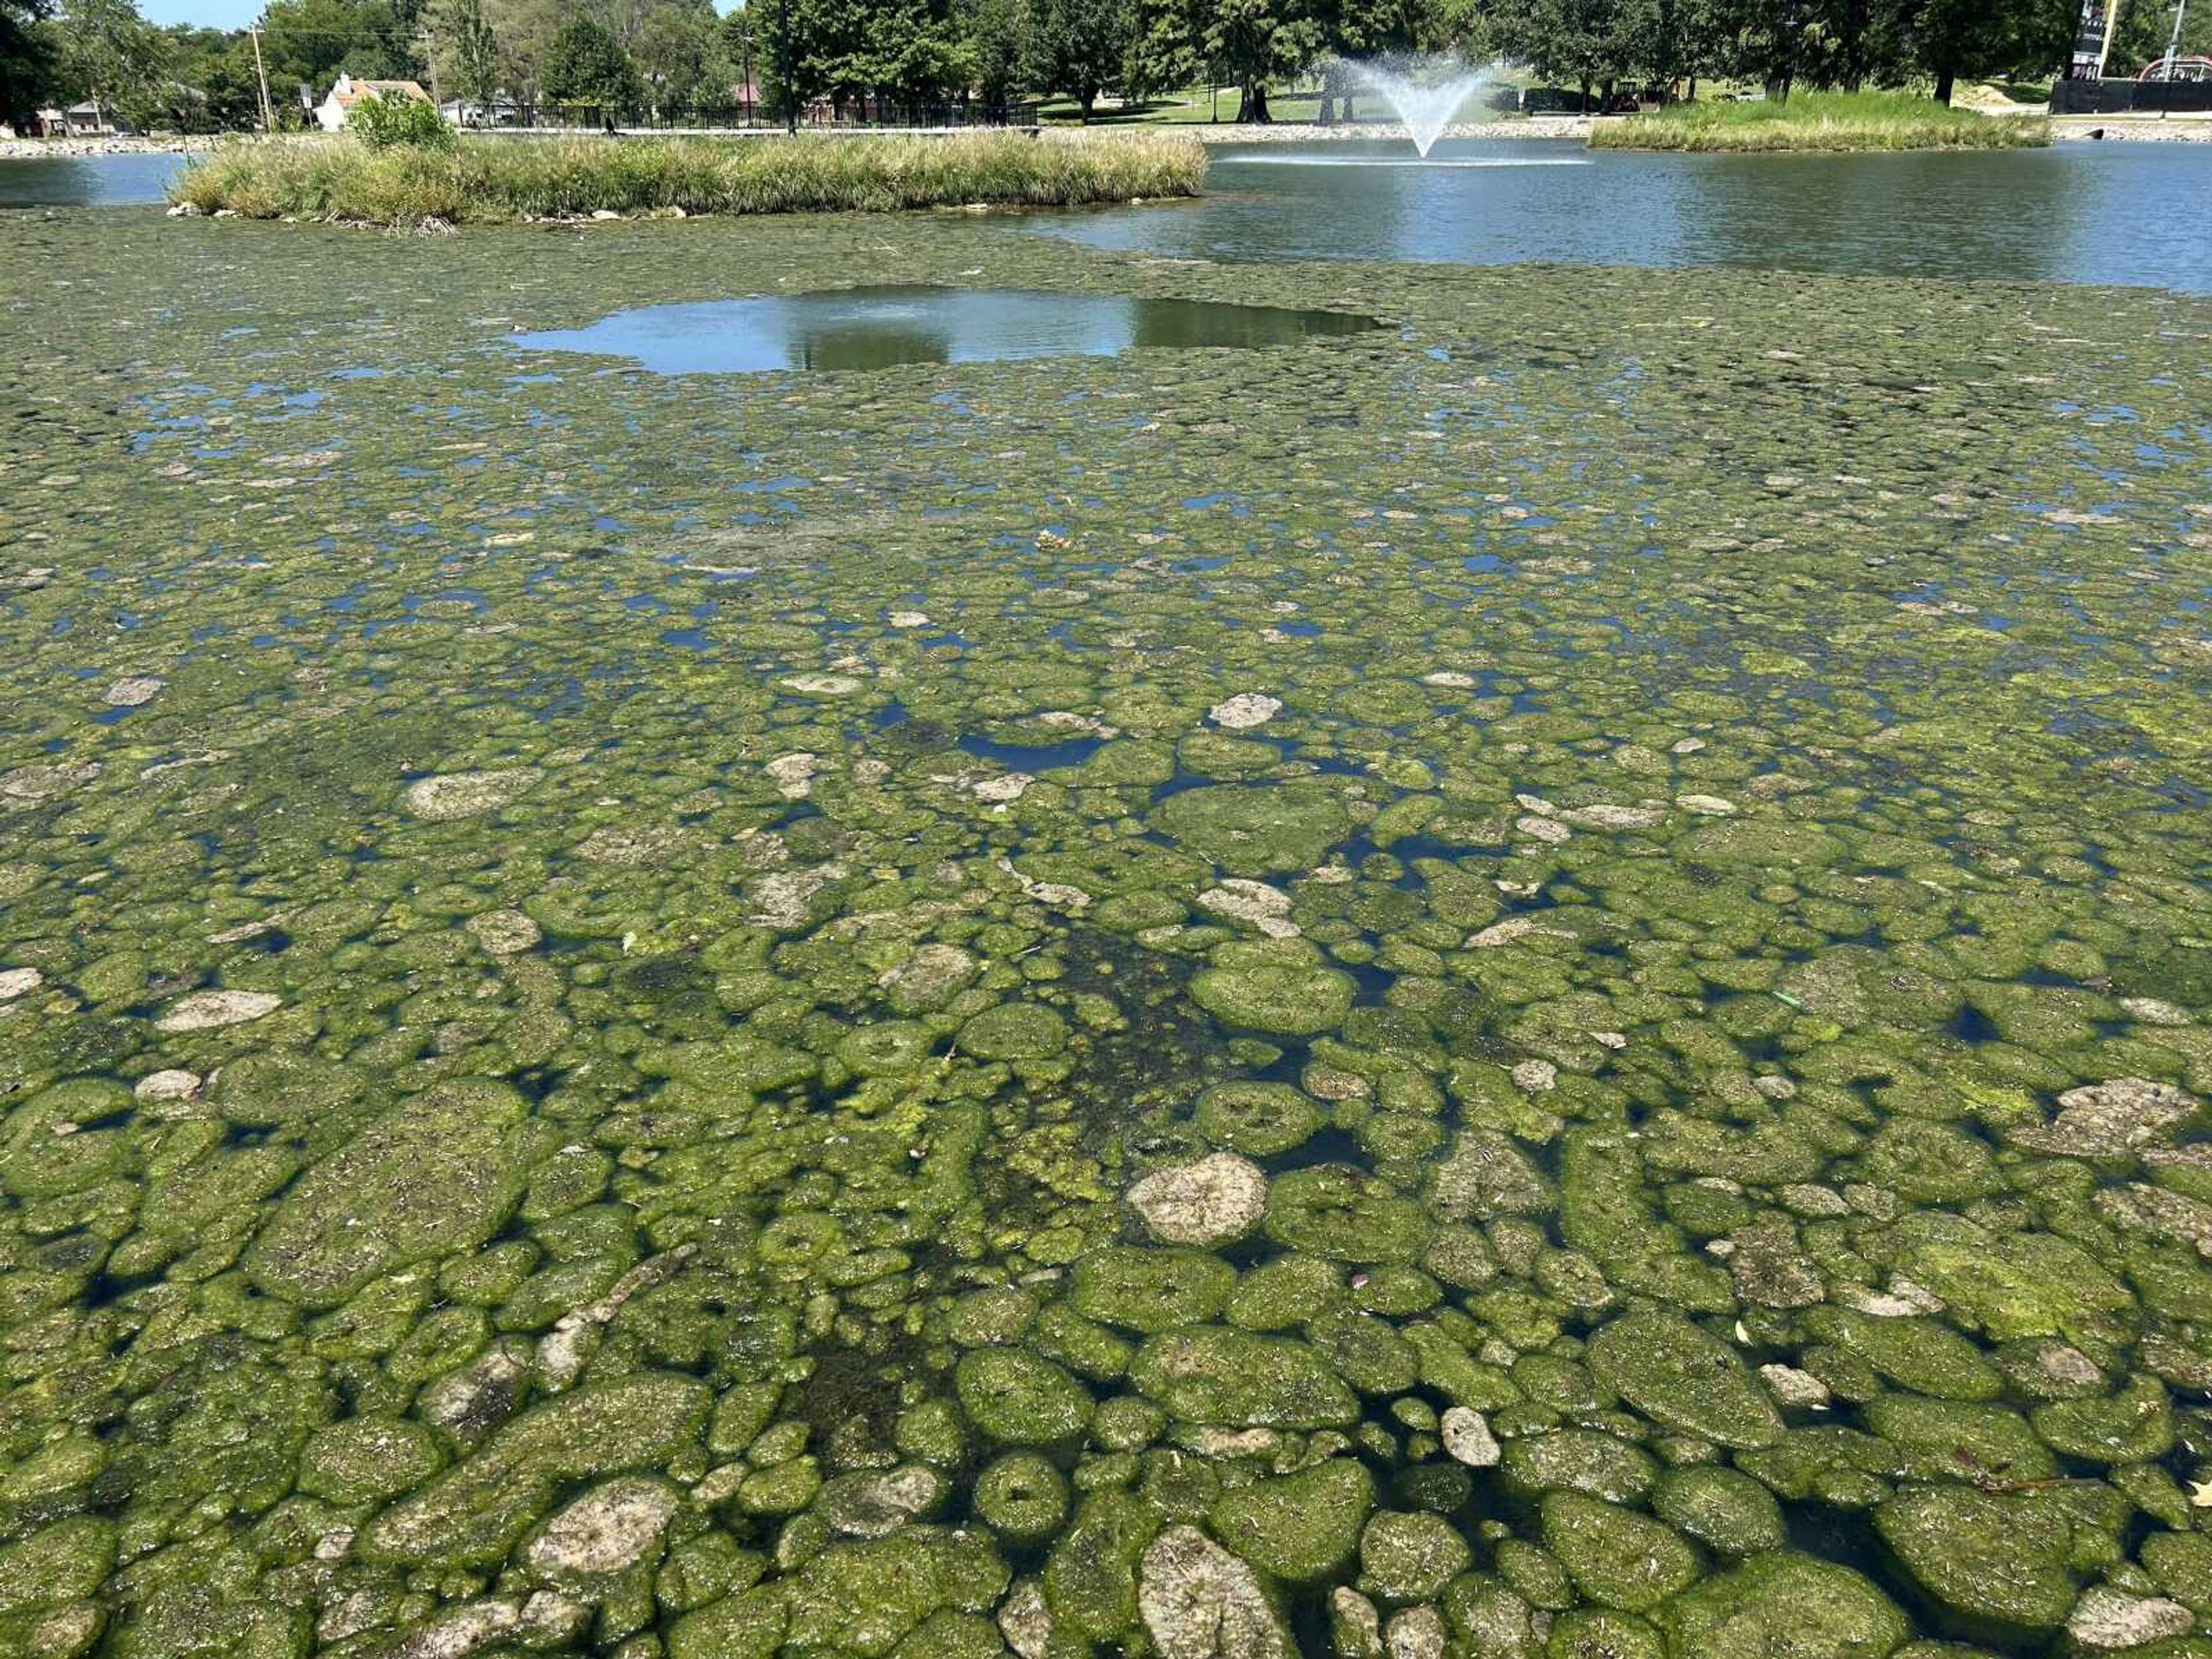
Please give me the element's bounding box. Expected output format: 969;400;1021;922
1038;138;2212;293
0;152;190;209
510;286;1381;374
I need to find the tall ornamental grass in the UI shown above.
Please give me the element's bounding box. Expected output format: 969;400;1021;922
171;130;1207;224
1592;91;2051;152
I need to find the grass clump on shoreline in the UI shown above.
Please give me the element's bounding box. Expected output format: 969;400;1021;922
1593;90;2050;152
169;128;1206;225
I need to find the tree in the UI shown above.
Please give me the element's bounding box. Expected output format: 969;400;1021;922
429;0;500;106
540;13;643;111
50;0;171;125
1203;0;1325;120
1028;0;1124;116
1122;0;1200;102
964;0;1027;113
1897;0;2073;100
636;0;727;106
257;0;413;99
2;0;58;134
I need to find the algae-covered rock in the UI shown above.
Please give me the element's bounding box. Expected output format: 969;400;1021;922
782;1528;1010;1655
1129;1326;1359;1428
1872;1487;2075;1633
1207;1457;1375;1583
1070;1246;1236;1333
365;1372;710;1566
1588;1314;1782;1449
1549;1609;1666;1659
1664;1554;1908;1659
1127;1153;1268;1247
974;1452;1069;1546
1431;1130;1555;1222
1651;1466;1786;1556
1191;957;1355;1037
1541;1492;1702;1611
298;1413;445;1505
958;1001;1069;1060
1157;781;1354;875
1502;1429;1660;1505
1196;1081;1325;1157
1361;1510;1473;1601
1264;1164;1433;1262
956;1347;1093;1444
1801;1309;2002;1402
247;1078;529;1308
2029;1374;2174;1464
1878;1213;2135;1349
1046;1490;1162;1643
1138;1524;1294;1659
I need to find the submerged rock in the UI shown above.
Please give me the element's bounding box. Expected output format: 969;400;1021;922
404;767;542;820
524;1476;680;1574
1138;1525;1293;1659
154;988;282;1032
1127;1152;1269;1247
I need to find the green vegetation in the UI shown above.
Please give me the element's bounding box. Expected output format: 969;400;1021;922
349;88;457;151
169;129;1206;223
1593;90;2051;151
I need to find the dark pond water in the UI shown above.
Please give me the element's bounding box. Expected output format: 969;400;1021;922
0;151;189;208
508;285;1381;373
1037;137;2212;292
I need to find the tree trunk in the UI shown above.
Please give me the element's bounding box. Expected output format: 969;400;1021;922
1578;77;1592;114
1687;74;1697;103
1240;81;1271;123
1935;67;1956;104
1317;64;1337;126
1080;87;1096;123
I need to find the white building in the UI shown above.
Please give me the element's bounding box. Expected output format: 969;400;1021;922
313;73;433;132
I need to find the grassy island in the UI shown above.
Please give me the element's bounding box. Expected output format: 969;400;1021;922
1593;90;2051;151
169;129;1206;225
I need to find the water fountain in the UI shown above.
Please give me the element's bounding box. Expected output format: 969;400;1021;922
1350;55;1495;158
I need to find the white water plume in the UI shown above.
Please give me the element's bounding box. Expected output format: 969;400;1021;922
1349;55;1497;157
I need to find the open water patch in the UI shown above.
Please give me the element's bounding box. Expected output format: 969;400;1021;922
507;285;1382;376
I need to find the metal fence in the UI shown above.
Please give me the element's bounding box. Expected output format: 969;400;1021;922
457;99;1042;133
2051;77;2212;116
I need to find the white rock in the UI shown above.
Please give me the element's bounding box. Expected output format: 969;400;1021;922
105;676;165;707
134;1069;202;1101
1198;880;1300;939
466;910;541;955
1676;793;1737;815
781;673;861;695
1208;693;1282;730
0;967;43;1002
1422;671;1478;688
2067;1589;2192;1651
2120;997;2192;1026
1388;1605;1448;1659
889;611;931;628
1128;1153;1268;1247
1467;916;1572;949
525;1478;678;1574
973;772;1034;803
1138;1526;1293;1659
156;990;282;1032
1562;803;1661;830
766;752;821;800
1516;815;1571;844
1759;1363;1831;1408
1510;1059;1557;1094
1441;1407;1501;1467
590;208;621;220
404;767;542;821
999;1579;1054;1659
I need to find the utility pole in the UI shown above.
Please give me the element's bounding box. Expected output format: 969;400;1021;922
250;25;275;134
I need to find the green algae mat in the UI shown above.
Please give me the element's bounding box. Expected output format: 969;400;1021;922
1;208;2210;1659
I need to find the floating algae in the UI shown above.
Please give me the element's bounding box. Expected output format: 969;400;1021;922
0;206;2209;1659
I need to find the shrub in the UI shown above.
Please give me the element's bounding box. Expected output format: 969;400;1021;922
350;92;457;152
168;130;1206;225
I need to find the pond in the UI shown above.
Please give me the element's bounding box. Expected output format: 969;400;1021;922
1;191;2210;1659
0;150;190;209
509;285;1382;374
1036;136;2212;292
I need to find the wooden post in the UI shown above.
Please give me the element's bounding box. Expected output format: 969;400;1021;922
250;26;275;133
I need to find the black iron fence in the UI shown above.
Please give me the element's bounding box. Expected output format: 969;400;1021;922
454;98;1042;133
2051;77;2212;116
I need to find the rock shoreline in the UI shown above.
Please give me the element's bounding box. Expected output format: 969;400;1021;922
1191;116;1594;143
1;134;198;159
